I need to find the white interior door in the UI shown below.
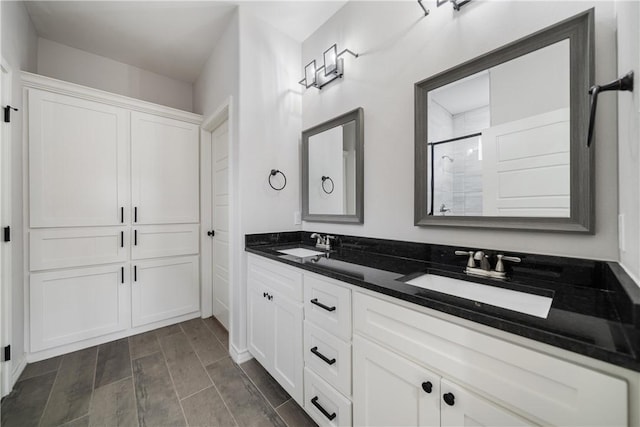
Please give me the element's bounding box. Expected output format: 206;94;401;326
0;58;11;397
211;120;230;329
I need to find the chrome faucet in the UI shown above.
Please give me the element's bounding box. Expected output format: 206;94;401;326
310;233;335;250
455;250;521;279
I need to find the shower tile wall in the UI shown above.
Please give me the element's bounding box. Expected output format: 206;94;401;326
430;104;489;216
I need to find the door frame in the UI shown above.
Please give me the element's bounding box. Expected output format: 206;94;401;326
1;57;13;397
200;97;233;327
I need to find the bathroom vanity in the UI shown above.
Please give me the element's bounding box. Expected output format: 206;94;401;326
245;231;640;427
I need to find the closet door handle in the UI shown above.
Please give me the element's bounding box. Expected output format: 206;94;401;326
311;396;336;421
310;298;336;312
120;207;124;223
134;207;138;223
120;231;124;248
310;347;336;365
121;267;124;284
134;265;137;282
134;230;137;246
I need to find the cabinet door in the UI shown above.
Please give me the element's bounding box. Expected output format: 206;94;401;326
29;89;128;227
131;256;199;327
30;264;130;352
131;224;199;260
30;227;128;271
353;335;441;427
271;292;303;405
131;112;199;224
247;286;273;367
440;379;534;427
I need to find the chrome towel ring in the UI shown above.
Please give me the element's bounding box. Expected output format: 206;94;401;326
321;176;334;194
268;169;287;191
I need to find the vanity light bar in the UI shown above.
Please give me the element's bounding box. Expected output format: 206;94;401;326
436;0;472;11
299;44;359;90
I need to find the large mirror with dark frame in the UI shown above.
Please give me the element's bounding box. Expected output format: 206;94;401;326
302;108;364;223
415;9;594;233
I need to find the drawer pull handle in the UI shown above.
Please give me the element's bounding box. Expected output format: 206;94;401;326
310;346;336;365
311;396;336;421
120;231;124;248
134;265;137;282
134;207;138;223
134;229;138;246
443;392;455;406
422;381;432;393
120;207;124;223
310;298;336;312
121;266;124;284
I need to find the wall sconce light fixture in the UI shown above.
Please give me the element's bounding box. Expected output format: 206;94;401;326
299;44;359;90
436;0;472;11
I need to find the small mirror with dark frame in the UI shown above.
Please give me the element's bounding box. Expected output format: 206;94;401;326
302;107;364;224
414;9;594;233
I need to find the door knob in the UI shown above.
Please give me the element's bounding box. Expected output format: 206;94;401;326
207;230;215;237
443;392;455;406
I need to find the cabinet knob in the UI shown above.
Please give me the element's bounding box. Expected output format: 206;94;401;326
443;392;455;406
421;381;432;393
263;292;268;298
207;230;215;237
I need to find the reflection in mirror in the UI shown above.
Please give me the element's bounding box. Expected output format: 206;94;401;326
415;9;594;232
302;108;364;223
308;120;357;215
427;40;570;217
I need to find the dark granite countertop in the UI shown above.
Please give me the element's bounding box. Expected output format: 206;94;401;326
245;231;640;372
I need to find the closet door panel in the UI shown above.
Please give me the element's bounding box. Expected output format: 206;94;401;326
29;89;128;227
131;112;199;224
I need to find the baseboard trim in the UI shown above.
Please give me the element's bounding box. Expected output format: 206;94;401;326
11;353;27;385
230;345;252;364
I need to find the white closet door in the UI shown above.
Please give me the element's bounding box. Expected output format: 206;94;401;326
30;264;130;352
131;256;199;327
131;112;199;225
29;89;128;227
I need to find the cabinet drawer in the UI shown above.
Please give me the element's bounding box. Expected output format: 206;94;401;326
247;255;303;302
304;275;351;341
353;292;627;427
30;264;130;352
304;321;351;397
30;227;127;271
131;224;199;260
304;368;352;427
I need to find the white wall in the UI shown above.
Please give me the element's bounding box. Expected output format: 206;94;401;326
38;38;193;112
194;7;302;358
235;6;302;355
1;0;38;381
302;1;619;261
616;0;640;284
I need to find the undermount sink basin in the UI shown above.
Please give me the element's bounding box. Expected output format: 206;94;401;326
405;274;552;319
277;248;325;258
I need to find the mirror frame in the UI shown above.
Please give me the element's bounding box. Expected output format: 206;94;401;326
302;107;364;223
414;9;594;233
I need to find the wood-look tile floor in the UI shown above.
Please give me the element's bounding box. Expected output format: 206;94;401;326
1;317;317;427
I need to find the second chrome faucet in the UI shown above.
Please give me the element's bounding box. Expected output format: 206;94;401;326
455;250;521;279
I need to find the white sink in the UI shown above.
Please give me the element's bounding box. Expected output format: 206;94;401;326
405;274;552;319
277;248;325;258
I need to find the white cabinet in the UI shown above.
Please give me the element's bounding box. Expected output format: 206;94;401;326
24;74;203;357
440;379;533;427
353;335;533;427
30;264;130;352
131;224;199;260
131;111;200;225
353;291;628;427
247;255;303;404
353;335;440;427
131;256;199;327
28;89;129;228
30;227;127;271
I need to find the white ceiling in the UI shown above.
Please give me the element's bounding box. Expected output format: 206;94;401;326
430;71;490;116
24;1;348;83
